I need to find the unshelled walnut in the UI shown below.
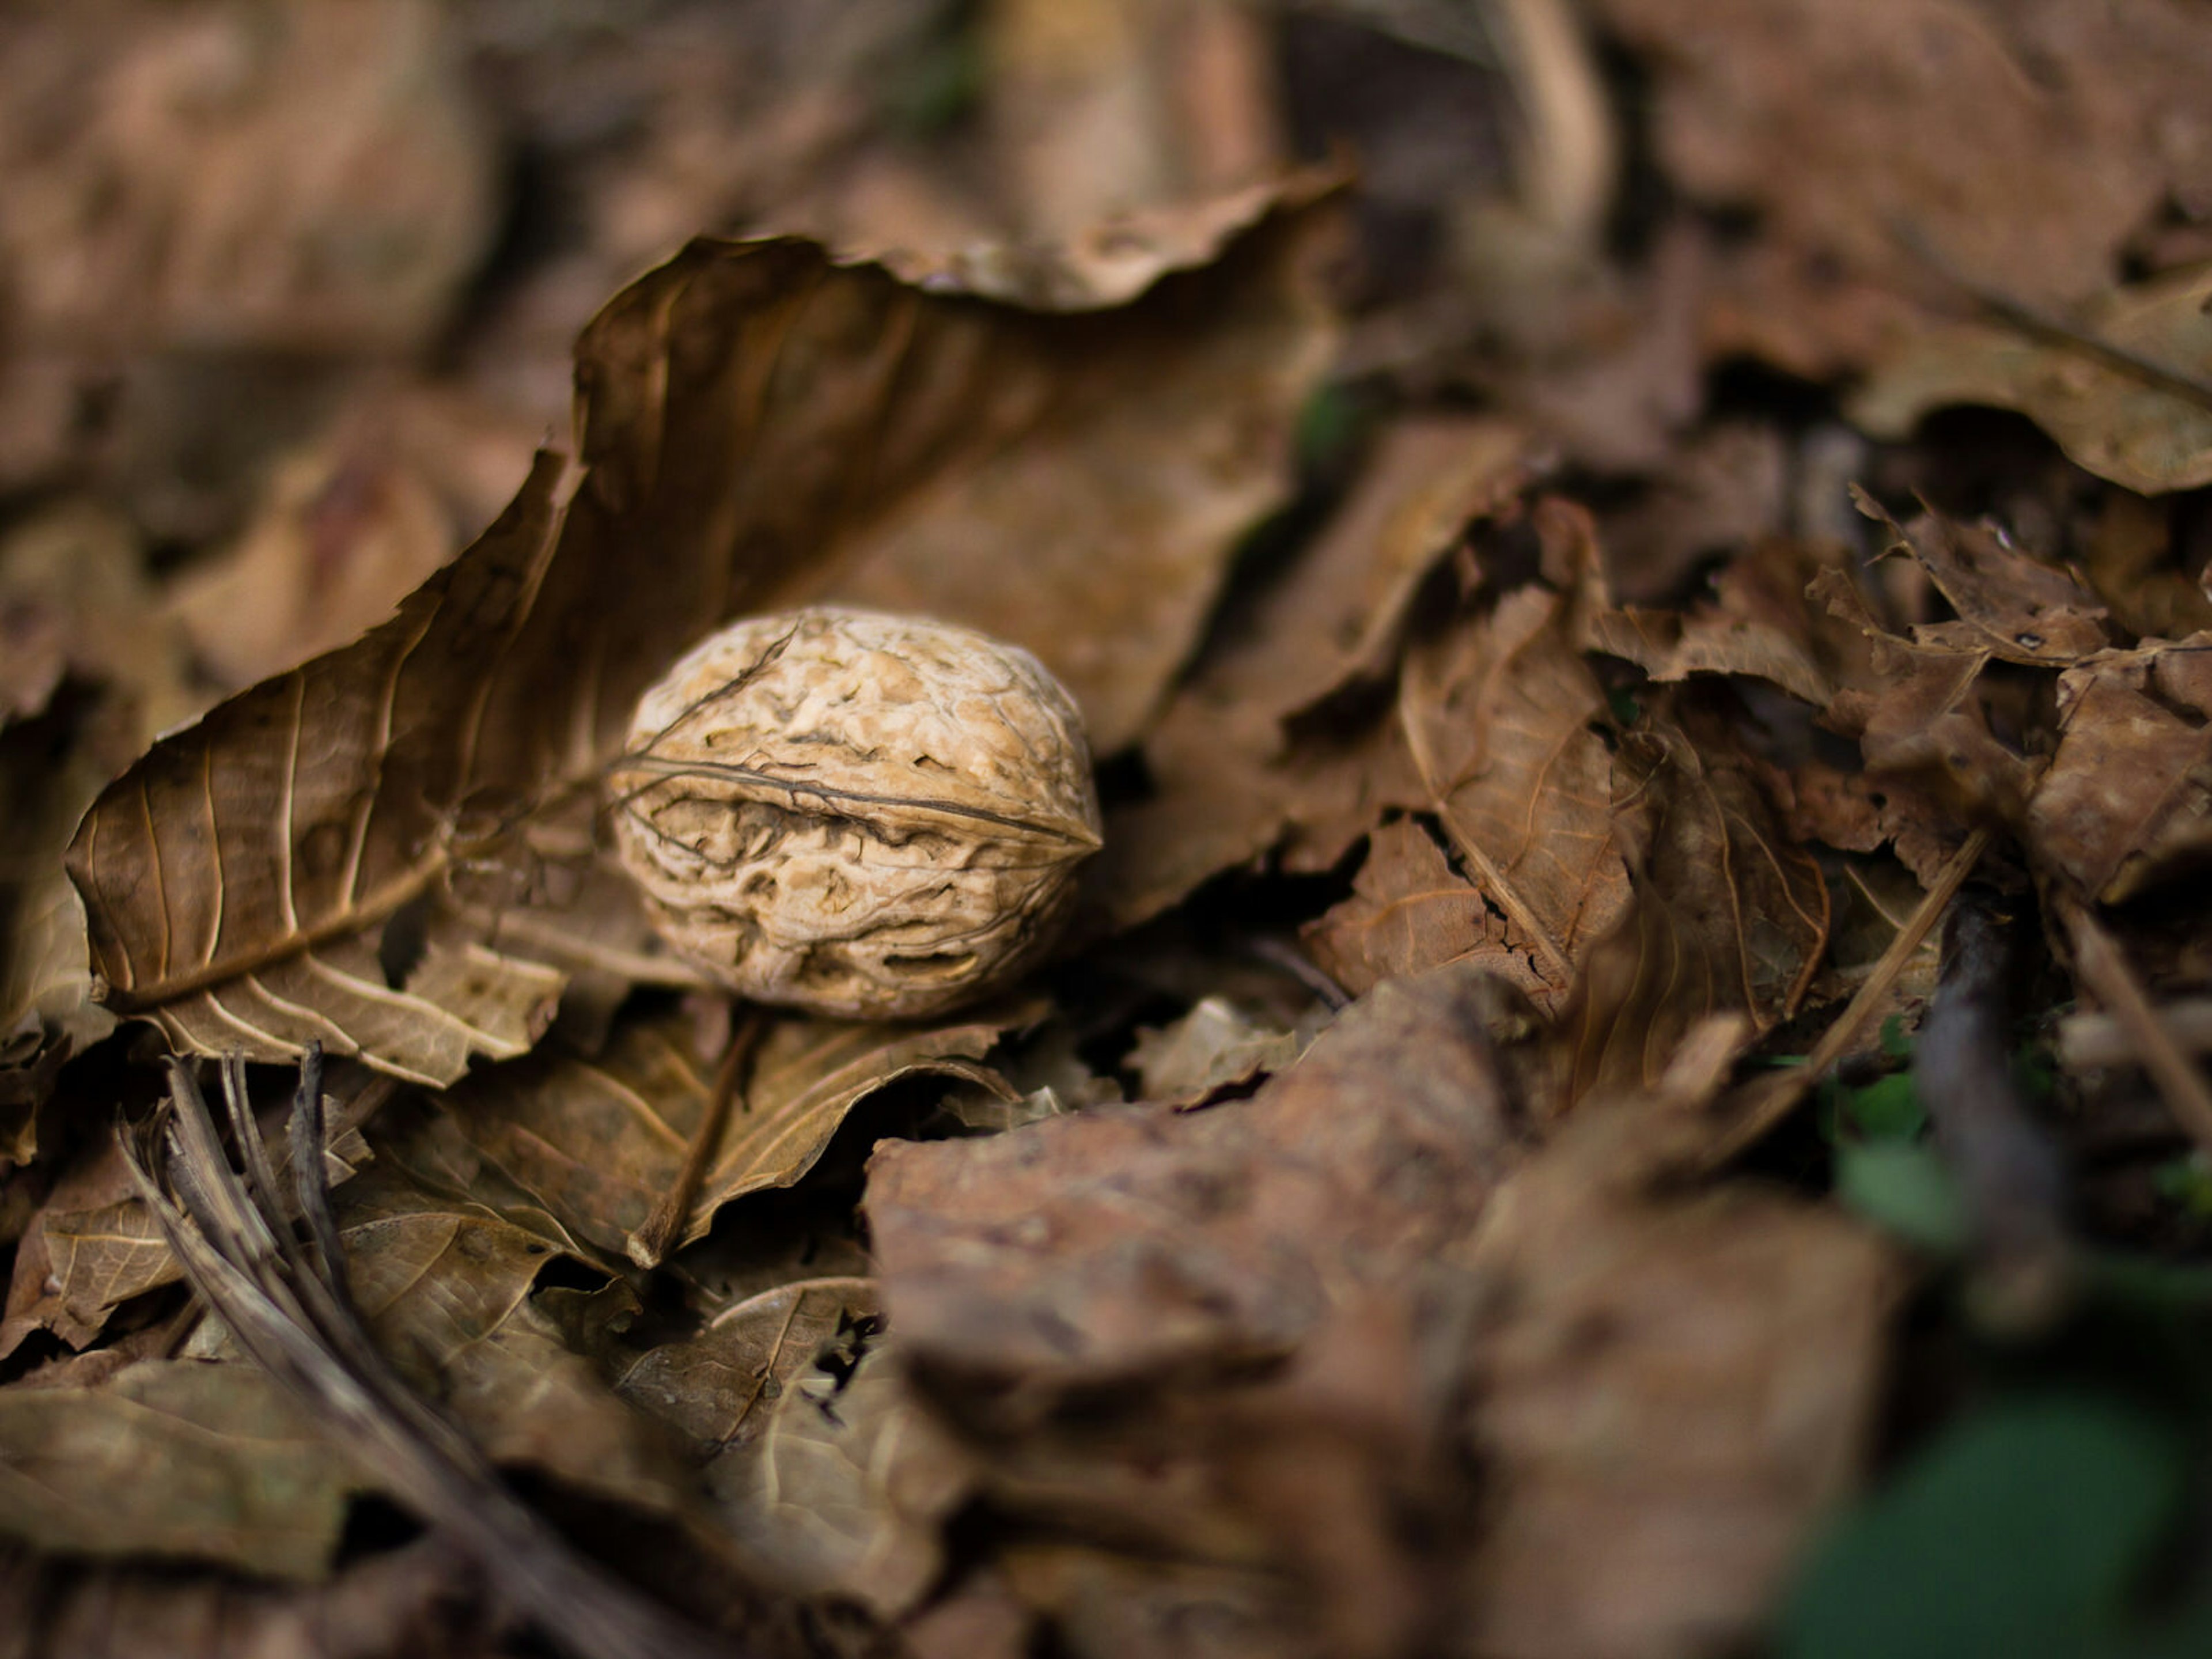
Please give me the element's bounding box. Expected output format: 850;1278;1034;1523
607;607;1103;1019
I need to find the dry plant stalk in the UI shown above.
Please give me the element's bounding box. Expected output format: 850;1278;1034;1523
120;1050;744;1659
607;608;1103;1020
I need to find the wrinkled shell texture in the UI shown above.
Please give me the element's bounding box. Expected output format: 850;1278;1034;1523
609;608;1103;1018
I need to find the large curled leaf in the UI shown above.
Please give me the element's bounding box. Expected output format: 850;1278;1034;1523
67;190;1340;1083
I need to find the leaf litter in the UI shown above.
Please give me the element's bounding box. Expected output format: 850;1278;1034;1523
7;4;2212;1657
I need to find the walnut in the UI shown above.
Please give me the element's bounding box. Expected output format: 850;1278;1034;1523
607;607;1103;1018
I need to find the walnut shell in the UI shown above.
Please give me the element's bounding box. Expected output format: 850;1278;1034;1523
607;607;1103;1018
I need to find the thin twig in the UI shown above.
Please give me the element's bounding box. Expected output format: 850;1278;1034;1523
2062;899;2212;1154
1917;886;2071;1327
120;1050;747;1659
629;1011;765;1268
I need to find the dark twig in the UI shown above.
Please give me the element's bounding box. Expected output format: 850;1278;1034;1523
629;1010;766;1267
1916;887;2072;1328
120;1048;745;1659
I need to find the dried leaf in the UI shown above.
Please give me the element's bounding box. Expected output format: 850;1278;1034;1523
0;1536;494;1659
69;193;1339;1083
1559;697;1830;1104
611;1276;878;1459
1399;571;1630;1008
865;960;1518;1386
1459;1131;1901;1659
708;1337;972;1618
0;1;494;356
1092;418;1528;927
1124;997;1310;1108
1589;0;2212;306
1849;266;2212;495
1301;818;1522;1003
2025;637;2212;903
1857;493;2110;668
0;1359;362;1580
439;1005;1015;1259
331;1161;680;1512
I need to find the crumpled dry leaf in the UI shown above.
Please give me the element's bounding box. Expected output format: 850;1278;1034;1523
2025;635;2212;904
1124;995;1313;1108
0;0;493;357
865;959;1518;1387
0;1358;362;1581
1588;0;2212;306
329;1160;680;1513
1580;538;1846;707
1;1077;376;1355
708;1335;972;1618
1301;817;1510;1003
1091;418;1528;928
69;190;1339;1084
438;1004;1016;1260
1457;1119;1902;1659
1557;695;1829;1104
1849;264;2212;496
1396;524;1630;1011
1857;491;2110;668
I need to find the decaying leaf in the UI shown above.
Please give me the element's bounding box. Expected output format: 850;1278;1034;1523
1849;264;2212;495
1092;418;1528;927
1857;491;2110;668
611;1276;877;1459
1397;552;1630;1009
438;1004;1016;1259
2024;637;2212;904
1124;995;1312;1108
68;190;1340;1084
0;1537;495;1659
1558;696;1829;1104
0;1359;363;1580
708;1336;972;1618
1301;817;1513;1003
331;1161;680;1512
865;960;1518;1385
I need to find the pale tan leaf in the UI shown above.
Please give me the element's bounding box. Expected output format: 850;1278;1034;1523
707;1338;972;1618
0;1359;363;1581
1849;265;2212;495
612;1276;878;1458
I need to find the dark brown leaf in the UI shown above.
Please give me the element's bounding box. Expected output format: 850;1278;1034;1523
611;1276;877;1460
2025;636;2212;903
1857;491;2111;667
1558;696;1830;1104
1301;818;1525;1003
1090;418;1529;927
68;194;1340;1083
1397;563;1629;1008
865;960;1519;1387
